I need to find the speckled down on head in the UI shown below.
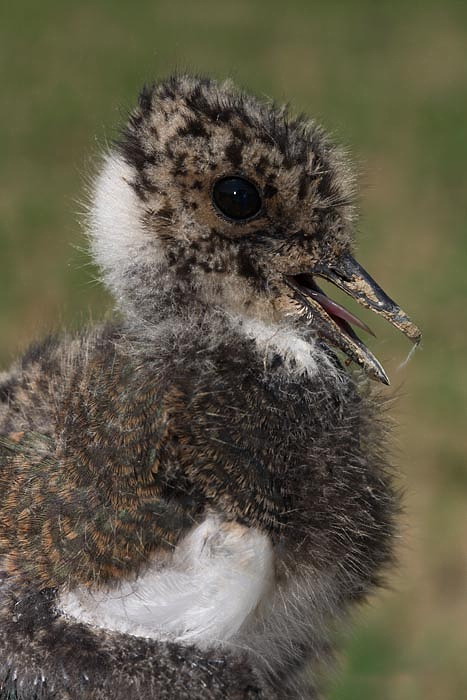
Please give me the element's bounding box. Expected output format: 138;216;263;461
0;74;419;699
90;74;419;383
90;75;355;325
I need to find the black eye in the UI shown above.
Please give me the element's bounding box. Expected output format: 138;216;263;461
212;176;262;222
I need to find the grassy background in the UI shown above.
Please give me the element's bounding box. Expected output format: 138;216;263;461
1;1;466;697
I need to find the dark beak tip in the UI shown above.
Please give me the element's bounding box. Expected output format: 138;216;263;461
318;255;422;380
369;361;390;386
286;255;421;386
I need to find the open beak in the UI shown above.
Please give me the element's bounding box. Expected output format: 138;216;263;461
285;253;421;384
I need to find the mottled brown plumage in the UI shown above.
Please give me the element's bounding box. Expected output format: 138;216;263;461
0;75;420;699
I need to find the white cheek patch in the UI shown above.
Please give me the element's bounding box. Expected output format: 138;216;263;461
88;152;163;301
58;517;274;647
90;153;145;269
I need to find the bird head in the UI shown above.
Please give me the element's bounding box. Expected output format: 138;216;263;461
90;75;420;384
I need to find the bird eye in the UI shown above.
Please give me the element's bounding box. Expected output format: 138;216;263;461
212;176;262;222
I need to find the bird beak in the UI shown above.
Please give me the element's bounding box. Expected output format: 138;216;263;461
285;253;421;384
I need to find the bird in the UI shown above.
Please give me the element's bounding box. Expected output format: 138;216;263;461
0;74;421;700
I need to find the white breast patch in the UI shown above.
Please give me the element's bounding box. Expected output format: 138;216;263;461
58;517;274;646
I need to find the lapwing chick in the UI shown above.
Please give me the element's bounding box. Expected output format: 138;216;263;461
0;75;421;699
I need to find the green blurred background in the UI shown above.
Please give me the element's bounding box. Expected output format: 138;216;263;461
1;1;466;697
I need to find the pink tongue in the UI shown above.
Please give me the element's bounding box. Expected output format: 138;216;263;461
309;290;375;337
